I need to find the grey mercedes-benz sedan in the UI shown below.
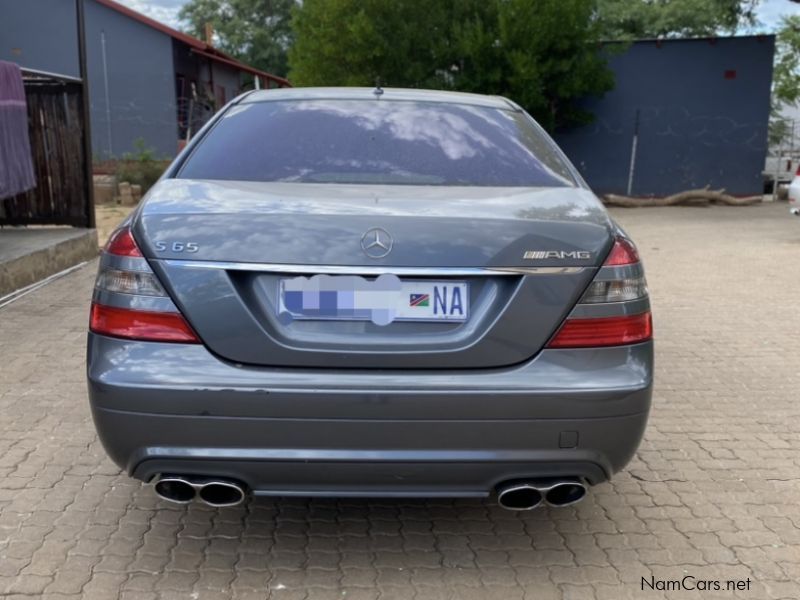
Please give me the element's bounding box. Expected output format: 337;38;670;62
87;87;652;510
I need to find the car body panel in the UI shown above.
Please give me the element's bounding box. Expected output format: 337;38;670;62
87;335;652;420
87;333;652;495
148;260;597;369
133;181;614;368
133;180;613;267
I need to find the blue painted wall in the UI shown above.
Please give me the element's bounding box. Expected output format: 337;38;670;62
555;36;775;196
1;0;178;158
0;0;79;78
84;0;178;159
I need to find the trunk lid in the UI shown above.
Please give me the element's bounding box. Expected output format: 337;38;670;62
135;179;613;369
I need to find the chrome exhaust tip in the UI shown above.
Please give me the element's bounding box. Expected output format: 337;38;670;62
154;477;196;504
152;476;246;507
198;481;245;508
496;482;544;511
543;480;587;507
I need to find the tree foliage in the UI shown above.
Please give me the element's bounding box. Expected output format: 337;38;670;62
770;15;800;146
288;0;614;131
773;15;800;108
594;0;760;39
179;0;295;77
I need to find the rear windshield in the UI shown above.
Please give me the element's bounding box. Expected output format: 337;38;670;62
178;99;575;187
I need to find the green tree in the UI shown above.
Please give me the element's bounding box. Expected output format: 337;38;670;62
773;15;800;109
770;15;800;146
288;0;614;131
287;0;456;88
179;0;296;77
594;0;760;39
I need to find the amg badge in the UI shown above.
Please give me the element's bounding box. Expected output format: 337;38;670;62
523;250;592;260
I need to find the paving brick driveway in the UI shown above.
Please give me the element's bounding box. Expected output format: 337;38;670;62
1;203;799;600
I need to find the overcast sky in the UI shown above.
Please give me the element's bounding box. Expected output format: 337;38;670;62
116;0;186;29
118;0;800;33
754;0;800;29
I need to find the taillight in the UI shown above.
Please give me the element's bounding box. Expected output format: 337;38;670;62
547;313;652;348
91;226;200;344
105;226;143;257
602;237;639;266
90;303;199;343
547;236;652;348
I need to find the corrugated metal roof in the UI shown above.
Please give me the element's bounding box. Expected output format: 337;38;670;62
93;0;289;87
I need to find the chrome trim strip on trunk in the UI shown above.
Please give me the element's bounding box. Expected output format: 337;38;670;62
161;260;585;276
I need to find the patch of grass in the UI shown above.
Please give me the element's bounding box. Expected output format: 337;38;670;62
113;138;170;193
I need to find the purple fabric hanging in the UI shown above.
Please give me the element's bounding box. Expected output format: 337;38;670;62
0;61;36;201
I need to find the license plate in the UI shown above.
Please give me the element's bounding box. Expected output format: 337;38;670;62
278;274;468;325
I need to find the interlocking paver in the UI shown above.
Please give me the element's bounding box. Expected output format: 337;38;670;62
1;202;799;598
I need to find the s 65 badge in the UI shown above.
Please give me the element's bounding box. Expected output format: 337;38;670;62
155;241;199;253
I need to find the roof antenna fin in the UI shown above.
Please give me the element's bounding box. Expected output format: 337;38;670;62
373;77;384;98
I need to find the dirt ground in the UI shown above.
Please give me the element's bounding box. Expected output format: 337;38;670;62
94;204;135;248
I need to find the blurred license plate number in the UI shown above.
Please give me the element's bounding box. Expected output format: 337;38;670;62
278;278;469;323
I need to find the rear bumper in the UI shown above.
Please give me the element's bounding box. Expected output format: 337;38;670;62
87;334;653;497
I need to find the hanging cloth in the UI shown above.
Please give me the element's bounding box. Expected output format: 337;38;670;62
0;61;36;200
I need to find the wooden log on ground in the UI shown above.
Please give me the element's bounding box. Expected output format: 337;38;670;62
603;187;762;207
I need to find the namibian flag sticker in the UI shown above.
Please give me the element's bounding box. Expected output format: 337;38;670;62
409;293;430;307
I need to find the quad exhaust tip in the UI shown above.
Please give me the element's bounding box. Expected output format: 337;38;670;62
497;478;587;510
153;475;584;510
153;476;246;507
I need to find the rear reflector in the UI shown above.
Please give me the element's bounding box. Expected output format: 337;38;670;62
579;276;647;303
603;238;640;266
546;312;652;348
90;303;199;343
105;227;142;257
95;268;166;296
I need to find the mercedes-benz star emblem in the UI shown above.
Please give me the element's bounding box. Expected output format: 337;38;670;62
360;227;393;259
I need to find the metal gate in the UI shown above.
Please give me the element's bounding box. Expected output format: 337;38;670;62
0;71;93;227
1;0;94;228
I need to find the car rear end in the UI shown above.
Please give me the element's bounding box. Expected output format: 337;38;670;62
87;88;653;508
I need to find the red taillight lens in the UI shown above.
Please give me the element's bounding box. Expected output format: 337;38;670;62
90;303;199;343
604;238;639;266
546;312;652;348
105;227;142;257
